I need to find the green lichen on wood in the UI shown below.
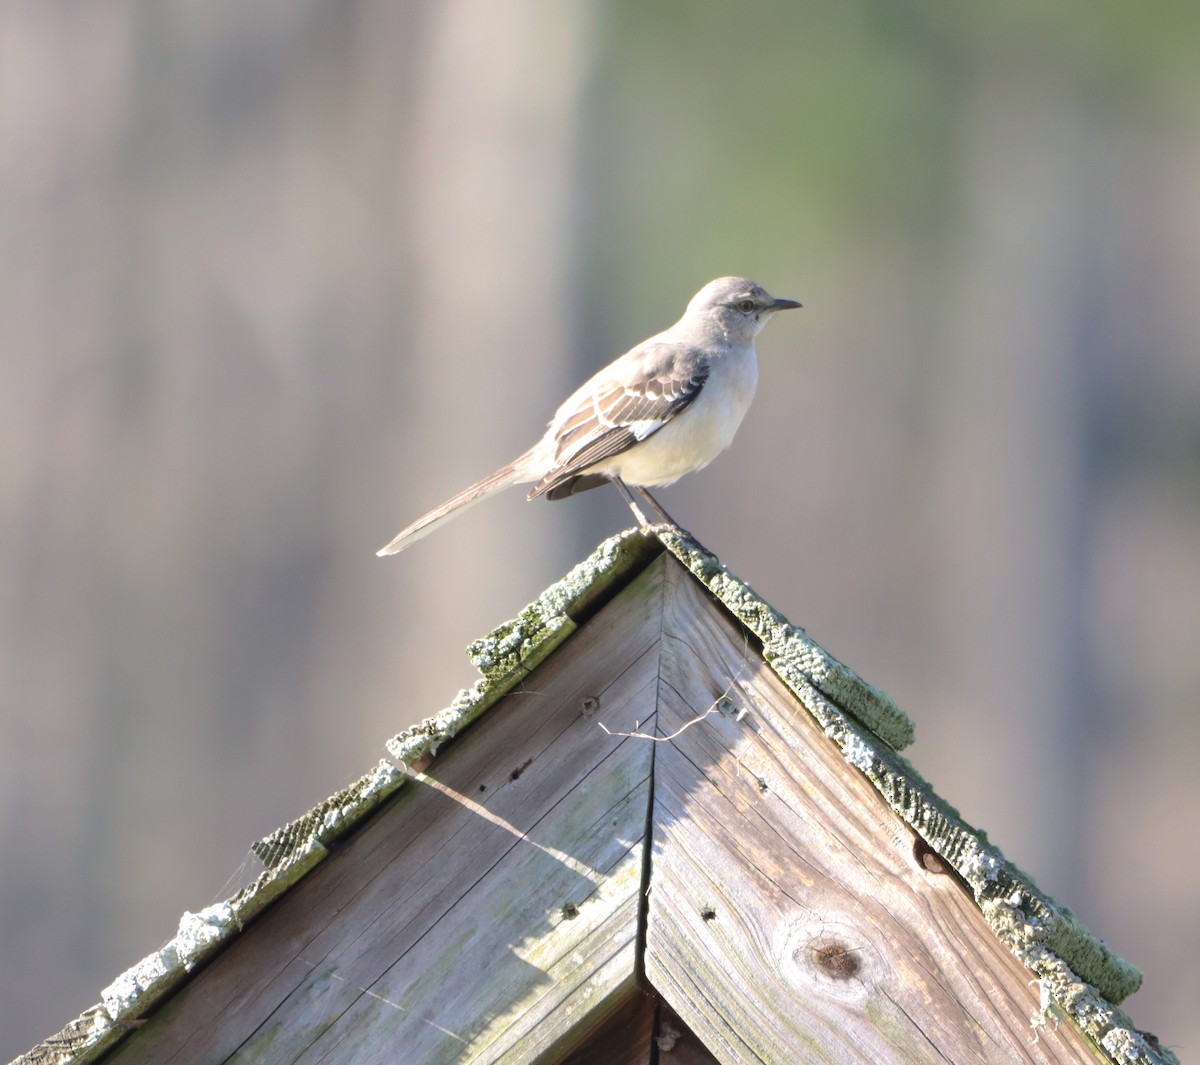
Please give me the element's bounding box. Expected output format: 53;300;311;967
655;527;915;750
771;664;1167;1063
406;523;1154;1057
11;758;408;1065
467;609;574;680
17;525;1171;1065
251;758;405;868
642;526;1165;1064
388;529;661;767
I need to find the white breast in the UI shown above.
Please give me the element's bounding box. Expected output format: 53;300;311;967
598;346;759;487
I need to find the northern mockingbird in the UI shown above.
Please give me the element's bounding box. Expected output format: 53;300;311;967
377;276;800;555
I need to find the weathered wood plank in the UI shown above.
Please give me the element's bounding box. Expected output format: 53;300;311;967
644;558;1107;1065
105;559;671;1065
282;776;647;1064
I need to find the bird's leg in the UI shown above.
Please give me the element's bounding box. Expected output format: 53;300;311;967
631;486;679;527
635;486;697;540
611;479;688;538
611;477;655;529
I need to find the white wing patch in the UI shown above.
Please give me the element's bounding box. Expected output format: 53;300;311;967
529;342;709;499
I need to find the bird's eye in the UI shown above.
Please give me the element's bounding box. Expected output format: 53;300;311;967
737;299;756;313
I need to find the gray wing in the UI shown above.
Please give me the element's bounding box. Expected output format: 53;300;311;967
528;342;709;500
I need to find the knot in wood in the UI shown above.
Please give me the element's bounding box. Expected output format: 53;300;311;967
811;939;859;980
777;918;873;995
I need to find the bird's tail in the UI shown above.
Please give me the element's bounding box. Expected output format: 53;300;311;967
375;451;534;556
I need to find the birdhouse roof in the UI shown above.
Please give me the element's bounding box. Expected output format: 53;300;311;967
12;528;1173;1065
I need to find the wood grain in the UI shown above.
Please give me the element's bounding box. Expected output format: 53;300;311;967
105;562;671;1065
644;559;1106;1064
96;550;1113;1065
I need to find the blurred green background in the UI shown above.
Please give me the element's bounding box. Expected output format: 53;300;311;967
4;0;1199;1057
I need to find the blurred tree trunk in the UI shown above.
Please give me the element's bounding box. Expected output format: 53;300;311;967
0;2;597;1055
928;61;1099;902
355;0;597;738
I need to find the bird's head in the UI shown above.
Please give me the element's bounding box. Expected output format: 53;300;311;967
684;276;802;343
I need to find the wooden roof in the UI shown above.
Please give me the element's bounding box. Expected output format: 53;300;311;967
13;529;1173;1065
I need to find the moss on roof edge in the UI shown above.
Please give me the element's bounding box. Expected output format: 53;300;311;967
385;528;662;765
13;526;1171;1065
11;759;405;1065
10;532;663;1065
654;528;1170;1065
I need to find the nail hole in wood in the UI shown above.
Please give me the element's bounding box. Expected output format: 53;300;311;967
913;836;948;874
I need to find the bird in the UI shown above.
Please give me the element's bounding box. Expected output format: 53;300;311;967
376;276;801;555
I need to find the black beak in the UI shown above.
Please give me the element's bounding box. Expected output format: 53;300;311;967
769;297;802;312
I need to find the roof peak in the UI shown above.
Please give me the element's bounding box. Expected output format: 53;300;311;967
12;528;1169;1065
